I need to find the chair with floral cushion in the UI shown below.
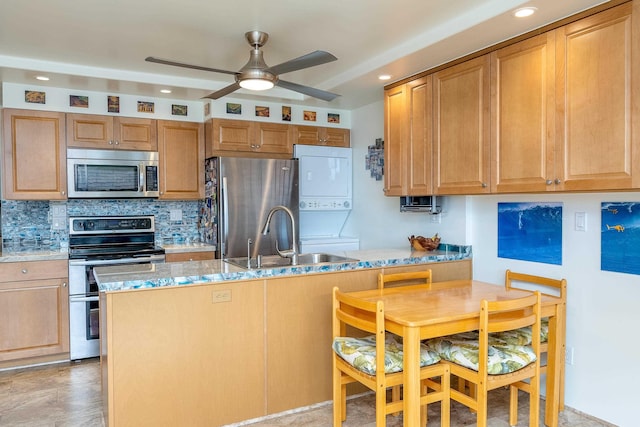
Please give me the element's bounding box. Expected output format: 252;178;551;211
502;269;567;417
426;292;541;427
377;269;432;408
332;286;450;427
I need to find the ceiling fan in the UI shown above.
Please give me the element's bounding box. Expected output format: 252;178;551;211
146;30;340;101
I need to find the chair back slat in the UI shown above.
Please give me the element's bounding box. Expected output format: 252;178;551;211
378;270;432;289
506;269;566;300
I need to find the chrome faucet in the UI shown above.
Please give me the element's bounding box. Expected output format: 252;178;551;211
261;205;299;266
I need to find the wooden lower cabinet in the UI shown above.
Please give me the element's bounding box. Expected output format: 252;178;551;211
100;260;472;425
164;250;215;262
101;280;266;427
265;269;379;414
0;260;69;367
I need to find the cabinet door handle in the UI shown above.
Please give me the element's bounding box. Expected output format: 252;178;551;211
115;140;120;145
554;178;561;185
62;282;67;287
61;190;66;196
22;269;28;274
481;183;487;188
108;140;113;145
546;180;553;185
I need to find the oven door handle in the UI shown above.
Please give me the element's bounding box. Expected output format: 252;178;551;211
69;254;166;266
70;295;100;303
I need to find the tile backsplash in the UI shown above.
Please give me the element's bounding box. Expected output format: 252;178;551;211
1;199;204;251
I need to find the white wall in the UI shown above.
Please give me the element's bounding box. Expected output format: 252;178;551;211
342;100;469;248
348;99;640;425
470;192;640;426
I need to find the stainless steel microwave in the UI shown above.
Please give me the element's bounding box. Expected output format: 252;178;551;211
67;149;159;198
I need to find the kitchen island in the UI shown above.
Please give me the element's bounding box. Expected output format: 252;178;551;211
95;245;472;427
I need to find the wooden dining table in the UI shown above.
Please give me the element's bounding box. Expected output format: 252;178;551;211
344;279;565;427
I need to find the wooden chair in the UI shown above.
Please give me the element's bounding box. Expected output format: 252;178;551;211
332;286;450;426
427;292;542;427
377;269;432;289
505;269;567;416
377;269;432;409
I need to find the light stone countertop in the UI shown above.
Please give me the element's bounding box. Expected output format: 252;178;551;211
0;249;69;262
94;244;472;292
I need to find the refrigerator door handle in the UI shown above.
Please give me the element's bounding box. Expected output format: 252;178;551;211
221;176;229;257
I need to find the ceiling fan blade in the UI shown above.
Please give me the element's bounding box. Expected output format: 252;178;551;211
276;79;340;102
268;51;337;76
146;56;238;76
202;82;242;99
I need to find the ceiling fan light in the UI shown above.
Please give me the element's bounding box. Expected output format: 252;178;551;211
239;79;274;91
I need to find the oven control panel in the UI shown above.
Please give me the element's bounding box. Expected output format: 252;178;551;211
70;216;155;234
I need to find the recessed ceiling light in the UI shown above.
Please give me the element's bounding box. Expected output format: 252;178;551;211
35;76;50;81
160;89;172;94
378;74;392;81
514;7;537;18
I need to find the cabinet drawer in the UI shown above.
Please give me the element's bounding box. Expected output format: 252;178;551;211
0;260;68;282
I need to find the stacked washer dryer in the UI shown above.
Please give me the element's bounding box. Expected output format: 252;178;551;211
294;144;360;254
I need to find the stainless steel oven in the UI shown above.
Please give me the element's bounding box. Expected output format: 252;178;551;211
68;216;165;360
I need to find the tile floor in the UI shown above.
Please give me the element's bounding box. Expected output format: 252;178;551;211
0;358;611;427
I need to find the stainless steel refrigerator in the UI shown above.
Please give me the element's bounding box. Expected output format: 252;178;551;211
203;157;299;259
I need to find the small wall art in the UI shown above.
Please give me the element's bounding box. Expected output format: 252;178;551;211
365;138;384;181
25;90;45;104
498;202;563;265
204;102;210;116
303;110;317;121
282;106;291;122
107;96;120;113
172;104;188;116
226;103;241;114
137;101;154;113
70;95;89;108
601;202;640;275
328;113;340;124
255;106;270;117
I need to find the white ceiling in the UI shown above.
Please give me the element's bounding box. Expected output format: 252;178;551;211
0;0;609;110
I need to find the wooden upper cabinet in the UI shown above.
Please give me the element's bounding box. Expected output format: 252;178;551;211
406;76;433;195
255;122;294;153
157;120;204;200
2;109;67;200
207;118;293;156
383;84;407;196
491;32;557;193
67;114;157;151
383;76;432;196
433;54;491;195
293;125;350;147
556;2;636;191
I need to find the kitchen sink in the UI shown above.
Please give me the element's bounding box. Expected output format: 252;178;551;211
224;253;358;269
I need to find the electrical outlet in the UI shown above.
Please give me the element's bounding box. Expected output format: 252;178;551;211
565;347;574;365
170;209;182;221
212;289;232;304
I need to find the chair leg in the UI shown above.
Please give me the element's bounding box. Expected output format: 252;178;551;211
530;375;540;427
376;384;387;427
509;385;518;426
391;385;401;416
441;368;451;427
332;370;343;426
476;383;488;427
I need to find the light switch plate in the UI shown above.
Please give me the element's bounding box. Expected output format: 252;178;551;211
575;212;587;231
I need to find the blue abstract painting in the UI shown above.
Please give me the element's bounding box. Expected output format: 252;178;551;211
498;202;563;265
601;202;640;275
